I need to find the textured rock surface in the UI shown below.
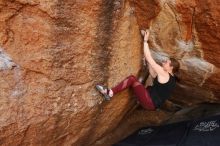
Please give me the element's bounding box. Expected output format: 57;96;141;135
0;0;219;146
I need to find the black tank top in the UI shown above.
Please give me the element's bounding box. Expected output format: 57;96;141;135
148;74;176;108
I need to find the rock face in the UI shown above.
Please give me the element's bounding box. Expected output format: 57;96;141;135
0;0;219;146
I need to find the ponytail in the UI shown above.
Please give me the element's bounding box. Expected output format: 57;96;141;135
170;58;180;82
174;71;181;82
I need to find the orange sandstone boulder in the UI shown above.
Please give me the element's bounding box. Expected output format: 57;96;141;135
0;0;219;146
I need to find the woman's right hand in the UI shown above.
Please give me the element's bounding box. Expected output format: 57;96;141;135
144;29;150;41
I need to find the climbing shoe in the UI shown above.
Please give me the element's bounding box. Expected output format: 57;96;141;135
96;85;112;101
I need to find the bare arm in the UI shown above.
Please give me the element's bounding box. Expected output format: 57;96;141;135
143;30;167;77
148;63;157;78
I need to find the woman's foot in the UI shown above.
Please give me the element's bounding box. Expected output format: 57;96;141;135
96;85;113;101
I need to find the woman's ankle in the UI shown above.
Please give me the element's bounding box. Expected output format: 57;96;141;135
108;89;113;97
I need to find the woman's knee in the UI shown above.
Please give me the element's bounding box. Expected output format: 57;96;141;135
127;75;138;82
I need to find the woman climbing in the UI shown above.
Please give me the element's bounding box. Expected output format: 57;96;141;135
96;30;180;110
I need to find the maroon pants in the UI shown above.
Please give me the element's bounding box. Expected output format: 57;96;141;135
111;75;155;110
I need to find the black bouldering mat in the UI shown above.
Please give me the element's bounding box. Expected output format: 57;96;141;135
181;115;220;146
145;121;189;146
114;114;220;146
114;126;159;146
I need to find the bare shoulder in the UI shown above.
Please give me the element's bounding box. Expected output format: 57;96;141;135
157;72;170;84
